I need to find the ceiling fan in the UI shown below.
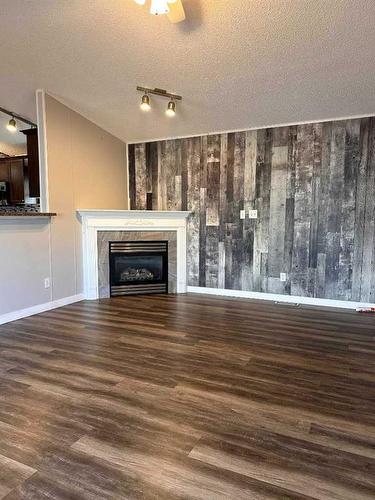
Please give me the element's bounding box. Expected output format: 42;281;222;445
134;0;186;23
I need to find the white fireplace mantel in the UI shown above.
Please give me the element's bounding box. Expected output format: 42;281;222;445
77;209;191;299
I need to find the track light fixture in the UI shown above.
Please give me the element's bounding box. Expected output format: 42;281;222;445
0;105;36;134
166;99;176;117
137;86;181;116
140;94;151;111
6;117;17;133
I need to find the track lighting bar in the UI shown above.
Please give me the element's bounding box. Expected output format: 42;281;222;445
136;87;182;101
0;105;37;128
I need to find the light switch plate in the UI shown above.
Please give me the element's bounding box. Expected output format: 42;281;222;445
280;273;287;282
44;277;50;289
240;209;246;219
248;209;258;219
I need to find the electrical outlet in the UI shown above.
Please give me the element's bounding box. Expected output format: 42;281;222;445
240;209;246;219
248;209;258;219
280;273;287;282
44;278;50;289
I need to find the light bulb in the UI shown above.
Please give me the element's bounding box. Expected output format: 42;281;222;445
6;117;17;133
140;94;151;111
166;100;176;117
150;0;169;15
134;0;146;5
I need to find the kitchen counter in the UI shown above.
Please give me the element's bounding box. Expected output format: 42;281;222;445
0;211;56;217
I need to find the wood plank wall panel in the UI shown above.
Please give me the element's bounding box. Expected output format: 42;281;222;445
128;117;375;302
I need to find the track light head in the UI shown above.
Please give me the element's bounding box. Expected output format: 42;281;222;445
140;94;151;111
166;100;176;117
6;117;17;133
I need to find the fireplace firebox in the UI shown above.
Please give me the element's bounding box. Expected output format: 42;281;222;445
109;241;168;296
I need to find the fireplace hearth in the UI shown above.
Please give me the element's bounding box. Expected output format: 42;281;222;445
109;240;168;296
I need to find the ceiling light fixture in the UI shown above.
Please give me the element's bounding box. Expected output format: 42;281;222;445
166;99;176;117
6;117;17;133
133;0;185;23
136;86;182;116
0;105;36;134
140;93;151;111
150;0;169;15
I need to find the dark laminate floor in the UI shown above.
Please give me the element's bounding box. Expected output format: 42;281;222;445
0;294;374;499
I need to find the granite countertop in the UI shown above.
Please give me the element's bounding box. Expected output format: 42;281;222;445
0;211;56;217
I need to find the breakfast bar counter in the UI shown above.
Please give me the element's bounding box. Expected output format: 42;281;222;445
0;212;56;217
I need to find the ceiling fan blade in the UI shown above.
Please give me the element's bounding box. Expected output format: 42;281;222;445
167;0;185;23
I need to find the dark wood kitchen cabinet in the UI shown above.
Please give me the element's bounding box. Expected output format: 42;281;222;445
22;128;40;197
0;127;39;204
9;159;25;203
0;157;26;204
0;161;9;182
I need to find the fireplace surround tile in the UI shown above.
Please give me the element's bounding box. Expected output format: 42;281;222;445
97;231;177;298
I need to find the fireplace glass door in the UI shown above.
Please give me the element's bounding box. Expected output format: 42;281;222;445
109;241;168;296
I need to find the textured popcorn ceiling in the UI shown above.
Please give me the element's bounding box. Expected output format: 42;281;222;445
0;0;374;143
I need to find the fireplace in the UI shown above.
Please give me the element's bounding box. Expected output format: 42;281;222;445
78;210;190;299
109;240;168;296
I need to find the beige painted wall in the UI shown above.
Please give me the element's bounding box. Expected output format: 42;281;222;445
0;93;128;316
0;220;51;314
45;93;128;301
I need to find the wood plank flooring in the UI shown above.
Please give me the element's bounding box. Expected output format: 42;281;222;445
0;294;374;499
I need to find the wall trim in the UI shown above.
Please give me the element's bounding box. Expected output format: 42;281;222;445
127;112;375;145
187;286;375;310
35;89;50;212
0;294;84;326
125;141;130;208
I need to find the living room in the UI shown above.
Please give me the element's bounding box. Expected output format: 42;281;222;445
0;1;374;498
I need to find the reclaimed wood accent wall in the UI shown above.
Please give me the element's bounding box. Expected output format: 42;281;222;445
128;117;375;302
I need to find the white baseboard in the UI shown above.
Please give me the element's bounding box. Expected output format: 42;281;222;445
187;286;375;310
0;294;85;325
